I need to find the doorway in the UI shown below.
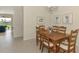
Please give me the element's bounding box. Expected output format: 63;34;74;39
0;14;13;41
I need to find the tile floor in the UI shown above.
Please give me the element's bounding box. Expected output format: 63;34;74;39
0;30;41;53
0;30;79;53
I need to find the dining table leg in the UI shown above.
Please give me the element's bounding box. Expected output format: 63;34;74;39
36;34;38;45
53;42;57;53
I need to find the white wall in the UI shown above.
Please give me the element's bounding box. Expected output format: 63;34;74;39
51;6;79;46
23;6;50;40
0;6;23;38
13;6;23;38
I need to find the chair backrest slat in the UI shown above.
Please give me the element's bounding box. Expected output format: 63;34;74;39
52;26;59;32
68;29;78;52
58;26;66;34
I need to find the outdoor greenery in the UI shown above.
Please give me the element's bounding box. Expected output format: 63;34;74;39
0;18;11;30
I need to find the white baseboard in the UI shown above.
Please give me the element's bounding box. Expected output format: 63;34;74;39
23;33;36;40
13;35;23;38
23;36;36;40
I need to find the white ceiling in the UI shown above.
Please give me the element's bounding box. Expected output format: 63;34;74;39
0;6;16;10
0;6;21;14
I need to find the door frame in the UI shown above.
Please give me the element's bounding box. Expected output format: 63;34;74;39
0;14;14;38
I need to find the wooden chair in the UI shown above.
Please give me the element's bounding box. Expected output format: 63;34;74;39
36;25;45;46
57;26;66;34
53;26;66;47
51;26;59;32
40;34;54;53
59;29;78;53
39;27;50;50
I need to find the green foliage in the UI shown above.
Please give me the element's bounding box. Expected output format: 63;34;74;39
0;21;11;29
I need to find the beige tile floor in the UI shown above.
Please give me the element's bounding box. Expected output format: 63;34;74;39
0;30;79;53
0;30;42;53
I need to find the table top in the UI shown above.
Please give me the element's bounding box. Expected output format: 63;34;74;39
39;29;69;43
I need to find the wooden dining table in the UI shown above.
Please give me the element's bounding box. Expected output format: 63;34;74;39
39;28;69;53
